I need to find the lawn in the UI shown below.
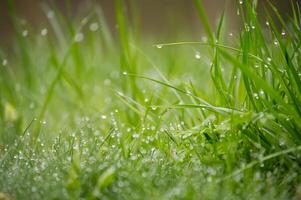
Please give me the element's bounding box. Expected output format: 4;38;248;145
1;0;301;199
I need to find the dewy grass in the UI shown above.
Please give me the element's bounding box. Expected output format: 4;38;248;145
1;0;301;199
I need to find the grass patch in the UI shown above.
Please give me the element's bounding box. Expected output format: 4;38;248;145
1;0;301;199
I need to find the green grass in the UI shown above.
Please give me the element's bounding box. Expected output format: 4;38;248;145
1;0;301;199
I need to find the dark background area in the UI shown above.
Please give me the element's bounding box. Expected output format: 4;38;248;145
0;0;298;49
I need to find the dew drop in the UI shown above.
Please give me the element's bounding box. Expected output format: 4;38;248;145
156;44;162;49
22;30;28;37
281;30;286;36
101;115;107;119
2;59;8;66
265;21;270;26
41;28;48;36
229;32;233;37
74;32;84;42
122;71;128;76
151;106;157;111
244;24;250;32
253;93;259;100
239;0;243;5
195;51;201;60
89;22;99;31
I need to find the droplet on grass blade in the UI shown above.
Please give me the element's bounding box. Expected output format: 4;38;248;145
89;22;99;31
195;51;201;60
244;24;250;32
239;0;243;4
2;59;8;66
122;71;128;76
74;32;84;42
151;106;157;111
41;28;48;36
22;30;28;37
265;21;270;26
156;44;162;49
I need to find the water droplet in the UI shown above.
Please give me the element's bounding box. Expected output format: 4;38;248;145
195;51;201;60
239;0;243;4
281;30;286;36
74;32;84;42
151;106;157;111
253;93;259;100
251;25;255;30
244;24;250;32
22;30;28;37
274;40;278;46
101;115;107;119
265;21;270;26
229;32;233;37
122;71;128;76
267;57;272;63
2;59;8;66
156;44;162;49
41;28;48;36
144;98;149;102
89;22;99;31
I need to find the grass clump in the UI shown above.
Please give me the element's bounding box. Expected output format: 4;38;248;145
1;0;301;199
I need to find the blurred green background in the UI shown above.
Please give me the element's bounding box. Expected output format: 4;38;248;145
0;0;296;49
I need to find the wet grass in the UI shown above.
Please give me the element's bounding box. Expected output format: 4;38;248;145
1;0;301;199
